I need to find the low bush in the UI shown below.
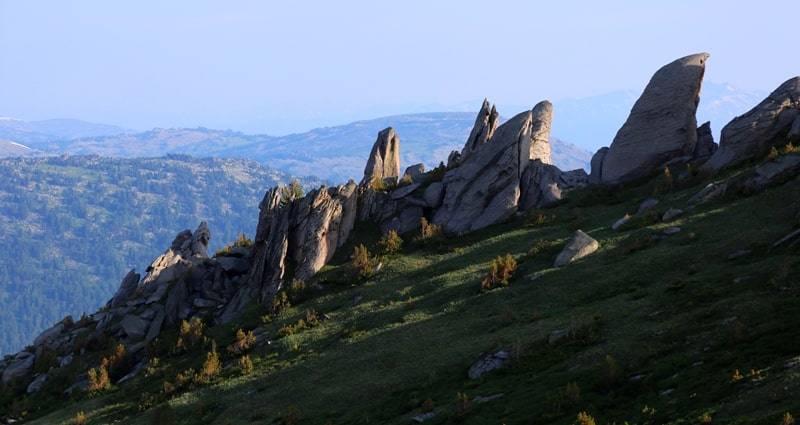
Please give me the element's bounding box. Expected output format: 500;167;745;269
480;254;518;291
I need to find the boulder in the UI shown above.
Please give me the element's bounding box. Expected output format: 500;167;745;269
519;160;563;210
791;116;800;138
2;352;35;384
638;198;659;213
361;127;401;186
597;53;709;184
27;373;47;394
705;76;800;170
554;230;599;267
33;323;65;348
403;164;426;183
216;256;249;275
742;153;800;191
468;350;508;380
694;121;717;158
447;150;462;169
461;99;499;161
120;314;149;341
145;309;165;343
423;182;444;208
611;215;630;230
662;208;684;221
107;269;141;309
688;182;727;206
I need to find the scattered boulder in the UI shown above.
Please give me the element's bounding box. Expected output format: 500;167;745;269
705;76;800;171
638;198;659;214
361;127;401;186
549;329;569;344
554;230;599;267
403;164;426;183
32;323;65;348
611;215;630;230
27;374;47;394
596;53;709;184
742;153;800;191
662;208;684;221
468;350;509;380
688;182;727;206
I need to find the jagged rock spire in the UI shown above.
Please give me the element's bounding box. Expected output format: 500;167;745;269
462;99;499;161
361;127;400;186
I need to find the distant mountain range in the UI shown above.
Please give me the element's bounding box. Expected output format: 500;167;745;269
0;82;766;182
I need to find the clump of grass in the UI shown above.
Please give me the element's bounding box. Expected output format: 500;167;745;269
480;254;517;291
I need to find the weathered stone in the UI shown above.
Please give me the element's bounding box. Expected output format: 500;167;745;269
588;147;608;185
791;116;800;138
423;182;444;208
688;182;727;205
248;186;293;303
519;160;562;210
597;53;709;184
694;121;717;158
33;323;65;348
447;150;461;169
529;100;553;164
743;153;800;191
361;127;401;186
662;227;682;236
554;230;599;267
193;298;217;308
706;76;800;170
390;183;420;200
107;269;141;309
120;315;149;341
468;350;508;380
638;198;659;213
27;373;47;394
403;164;426;183
164;278;190;325
145;309;165;344
662;208;684;221
461;99;499;161
611;215;630;230
548;329;569;344
435;108;533;233
412;412;438;423
290;186;349;282
2;352;35;384
216;256;249;274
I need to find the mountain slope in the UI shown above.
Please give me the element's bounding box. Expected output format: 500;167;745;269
0;117;131;147
0;155;317;356
7;150;800;424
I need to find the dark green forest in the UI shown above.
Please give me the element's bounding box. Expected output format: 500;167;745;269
0;155;309;355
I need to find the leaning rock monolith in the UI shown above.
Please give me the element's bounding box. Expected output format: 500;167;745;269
529;100;553;164
704;76;800;171
461;99;499;161
361;127;401;186
597;53;709;184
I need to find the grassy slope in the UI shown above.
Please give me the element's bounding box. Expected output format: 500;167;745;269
24;161;800;425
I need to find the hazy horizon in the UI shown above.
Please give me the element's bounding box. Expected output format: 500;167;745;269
1;1;795;137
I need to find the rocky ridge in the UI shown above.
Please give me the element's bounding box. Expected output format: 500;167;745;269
3;52;800;408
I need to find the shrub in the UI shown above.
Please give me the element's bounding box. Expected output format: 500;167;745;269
480;254;517;291
87;365;111;394
377;229;403;254
199;351;221;382
76;411;88;425
371;175;390;191
343;244;377;282
102;343;133;382
270;291;292;317
415;217;444;244
228;329;256;355
176;318;207;352
215;233;253;256
398;173;414;187
453;392;471;420
574;411;596;425
653;166;674;195
280;179;303;206
238;355;254;375
781;412;795;425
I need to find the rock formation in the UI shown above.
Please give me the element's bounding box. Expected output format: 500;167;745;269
529;100;553;164
461;99;499;161
361;127;401;186
693;121;717;158
705;76;800;170
593;53;709;184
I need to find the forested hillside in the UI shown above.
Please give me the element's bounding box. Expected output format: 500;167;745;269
0;155;311;355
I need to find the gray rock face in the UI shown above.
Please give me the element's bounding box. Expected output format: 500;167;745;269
588;147;609;184
519;161;588;211
554;230;599;267
32;323;65;348
2;352;35;384
361;127;401;186
435;109;533;233
248;186;293;303
529;100;553;164
742;153;800;191
107;269;141;309
694;121;717;158
597;53;709;184
705;76;800;170
403;164;426;183
121;315;149;341
461;99;499;161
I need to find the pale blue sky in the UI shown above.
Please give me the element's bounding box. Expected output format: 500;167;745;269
0;1;796;135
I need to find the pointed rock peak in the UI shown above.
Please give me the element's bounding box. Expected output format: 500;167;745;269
530;100;553;164
361;127;401;186
462;98;500;160
596;53;709;184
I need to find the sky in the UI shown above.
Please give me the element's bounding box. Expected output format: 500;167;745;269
0;1;796;136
